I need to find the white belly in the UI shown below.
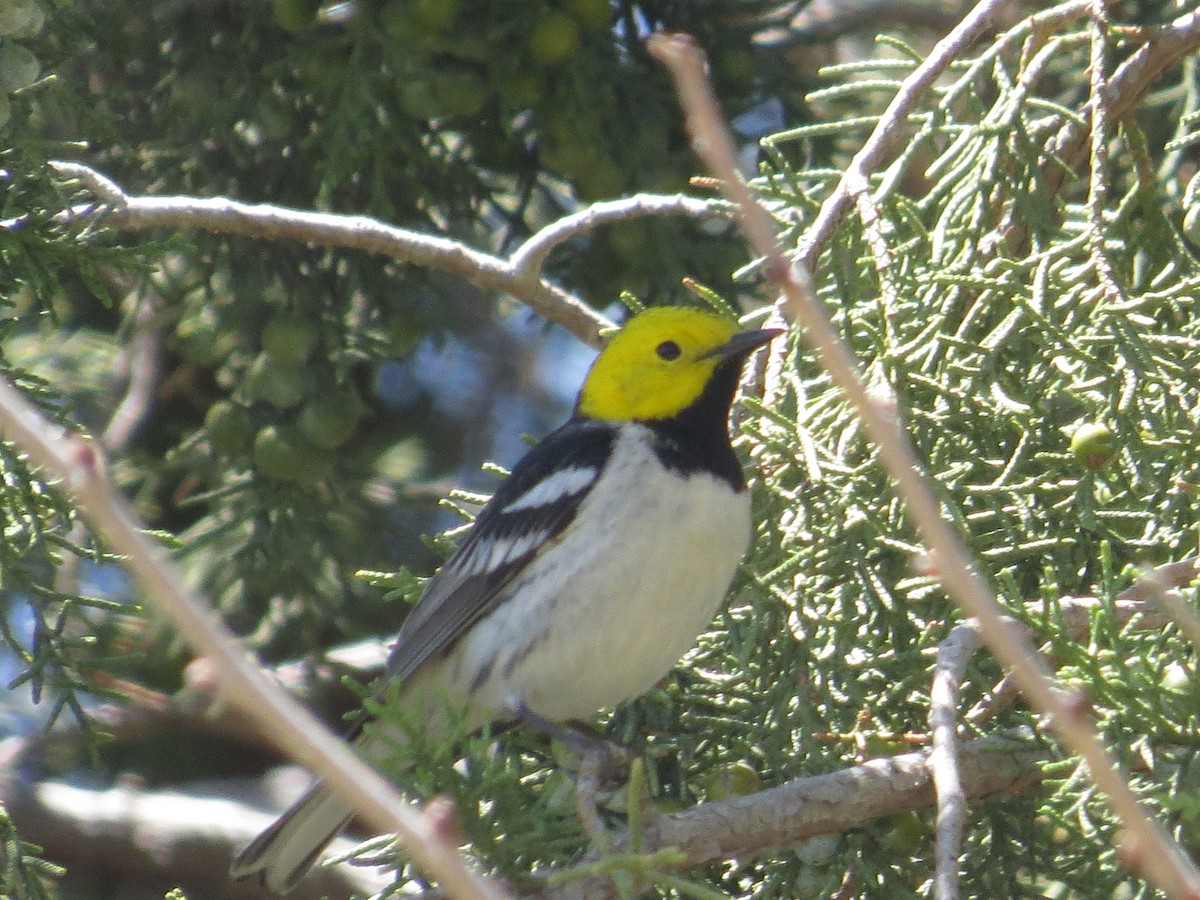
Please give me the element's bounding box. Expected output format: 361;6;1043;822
438;425;751;721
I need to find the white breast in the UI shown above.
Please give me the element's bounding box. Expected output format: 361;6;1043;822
440;424;752;722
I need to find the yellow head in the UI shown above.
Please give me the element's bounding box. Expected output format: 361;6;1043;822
578;307;779;422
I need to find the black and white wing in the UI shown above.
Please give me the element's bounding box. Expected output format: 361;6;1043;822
382;417;616;684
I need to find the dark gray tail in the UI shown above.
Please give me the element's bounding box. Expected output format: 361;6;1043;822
229;780;355;894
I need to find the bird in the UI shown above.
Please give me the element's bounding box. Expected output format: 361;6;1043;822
230;305;782;892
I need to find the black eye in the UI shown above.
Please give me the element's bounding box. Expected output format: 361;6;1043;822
656;340;681;361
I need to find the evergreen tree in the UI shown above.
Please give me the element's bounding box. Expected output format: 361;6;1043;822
4;1;1200;897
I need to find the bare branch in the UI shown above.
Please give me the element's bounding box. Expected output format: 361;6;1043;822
1085;0;1129;306
1115;557;1200;601
0;377;509;900
508;193;734;280
1134;567;1200;660
792;0;1014;274
538;738;1043;900
0;771;388;900
2;735;1041;900
648;30;1200;898
102;287;165;452
1008;8;1200;251
41;160;612;348
1105;9;1200;123
29;166;759;350
967;587;1184;726
929;622;982;900
771;0;1067;401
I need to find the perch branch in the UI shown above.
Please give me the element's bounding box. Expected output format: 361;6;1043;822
8;581;1188;898
2;733;1040;900
16;584;1185;771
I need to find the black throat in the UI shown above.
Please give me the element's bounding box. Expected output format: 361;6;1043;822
641;357;747;492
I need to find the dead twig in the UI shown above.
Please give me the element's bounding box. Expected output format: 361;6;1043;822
1085;0;1130;307
16;164;737;350
0;376;509;900
648;30;1200;899
507;193;734;280
792;0;1013;274
102;286;165;452
1134;566;1200;660
1006;8;1200;253
929;622;982;900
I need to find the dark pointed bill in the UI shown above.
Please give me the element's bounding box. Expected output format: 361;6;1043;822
700;327;784;361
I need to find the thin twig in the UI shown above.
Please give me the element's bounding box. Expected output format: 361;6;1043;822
963;670;1021;728
767;0;1012;401
929;621;982;900
575;751;613;852
1086;0;1129;306
0;377;508;900
508;193;734;279
52;276;165;674
1115;557;1200;602
102;287;165;452
1103;10;1200;124
792;0;1010;274
648;31;1200;898
878;0;1090;213
1135;568;1200;659
1007;8;1200;252
966;586;1186;725
849;174;900;353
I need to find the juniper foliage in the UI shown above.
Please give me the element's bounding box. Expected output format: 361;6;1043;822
3;2;1200;898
